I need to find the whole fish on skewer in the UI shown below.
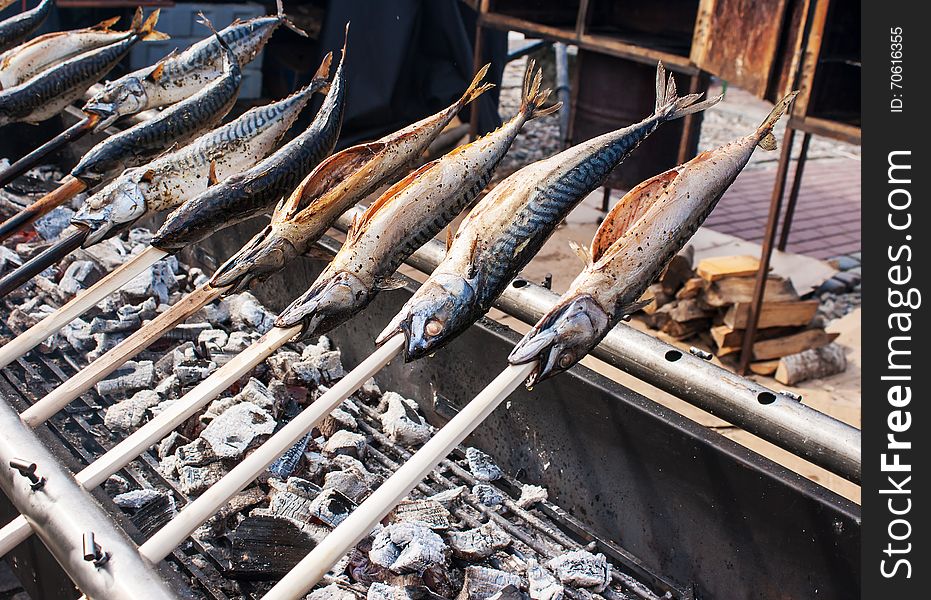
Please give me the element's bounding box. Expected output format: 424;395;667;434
0;0;52;54
377;63;721;360
85;0;303;130
211;64;495;291
275;62;557;336
509;92;798;385
0;10;166;126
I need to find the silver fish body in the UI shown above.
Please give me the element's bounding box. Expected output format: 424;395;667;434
508;92;798;385
378;63;720;361
0;0;53;54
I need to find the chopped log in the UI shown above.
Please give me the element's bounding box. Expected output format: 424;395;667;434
639;284;671;315
711;325;803;356
749;360;780;376
661;318;710;340
753;329;839;361
676;277;705;300
658;249;695;294
667;298;715;322
724;300;819;329
697;255;761;281
775;343;847;384
702;276;799;307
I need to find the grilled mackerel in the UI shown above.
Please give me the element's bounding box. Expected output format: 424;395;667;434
69;24;244;187
71;56;332;246
149;32;349;253
210;64;495;291
85;0;301;130
509;93;798;385
0;0;52;54
275;63;557;337
0;10;165;126
377;63;720;361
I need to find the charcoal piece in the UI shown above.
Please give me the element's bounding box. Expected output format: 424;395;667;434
86;332;128;361
0;246;22;272
466;448;503;482
227;292;275;333
128;228;154;246
200;402;276;460
457;566;522;600
154;374;180;398
380;392;432;447
430;486;467;507
90;297;157;334
357;377;381;399
446;521;511;560
307;583;356;600
159;455;179;478
198;328;228;354
178;462;228;496
129;492;177;537
390;499;451;531
323;469;371;503
189;267;210;287
263;477;321;525
173;342;218;386
307;488;354;527
516;484;548;509
223;330;259;352
526;561;564;600
370;522;448;574
228;514;316;579
351;538;390;585
546;551;611;593
122;258;178;305
303;451;326;480
59;260;102;294
268;433;312;479
322;430;367;459
95;360;155;397
486;585;526;600
202;377;276;424
368;583;448;600
105;474;130;496
175;437;218;467
472;484;505;508
157;431;183;459
114;488;164;509
165;322;213;343
83;238;129;271
266;350;303;383
103;389;161;431
318;407;358;438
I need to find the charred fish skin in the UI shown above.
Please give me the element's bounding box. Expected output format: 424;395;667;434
149;28;350;254
208;63;495;291
273;62;557;338
72;59;332;247
509;92;798;386
0;11;165;126
0;0;53;54
378;63;721;362
70;23;244;188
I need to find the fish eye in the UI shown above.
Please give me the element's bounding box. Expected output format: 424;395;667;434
558;352;574;368
425;319;443;337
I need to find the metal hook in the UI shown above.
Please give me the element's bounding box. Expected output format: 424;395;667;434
82;532;110;567
9;458;45;490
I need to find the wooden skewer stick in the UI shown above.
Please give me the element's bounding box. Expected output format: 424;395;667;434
20;282;229;428
0;114;100;190
262;360;535;600
0;323;300;557
0;176;88;244
0;246;167;370
138;333;406;563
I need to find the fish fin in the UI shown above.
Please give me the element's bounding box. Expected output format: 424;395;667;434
137;9;169;41
208;161;219;186
445;224;455;253
92;15;121;31
376;275;407;291
519;59;561;120
351;159;439;242
758;131;778;151
465;237;480;279
653;61;722;121
129;7;143;31
140;169;156;183
277;0;309;37
619;298;654;318
311;51;333;90
756;90;799;145
459;63;495;107
145;50;177;82
591;170;678;262
568;240;592;267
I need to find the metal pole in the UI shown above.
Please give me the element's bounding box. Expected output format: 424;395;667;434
777;132;813;251
554;42;571;146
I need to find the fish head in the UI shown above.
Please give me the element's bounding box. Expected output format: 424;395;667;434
210;226;299;291
85;77;148;129
508;294;611;386
275;271;370;337
384;274;477;361
72;176;148;246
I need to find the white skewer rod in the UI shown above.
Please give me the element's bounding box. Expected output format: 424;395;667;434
20;283;228;428
262;361;535;600
139;333;406;563
0;246;167;370
0;324;299;558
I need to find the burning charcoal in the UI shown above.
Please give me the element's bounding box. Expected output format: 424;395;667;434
228;514;316;578
323;455;380;502
178;462;228;496
472;484;505;508
89;298;157;334
380;392;432;447
457;566;522;600
95;360;155;397
307;583;356;600
227;292;276;333
104;389;162;431
148;398;178;418
60;316;92;352
157;432;183;459
262;477;321;525
128;228;154;246
201;377;277;424
308;488;354;527
446;521;511;560
487;585;525;600
319;407;358;438
224;330;261;352
546;551;611;593
370;522;448;574
269;433;311;479
303;451;326;480
59;260;102;294
430;486;467;508
526;561;564;600
466;448;503;482
390;499;451;531
200;402;276;460
105;474;131;496
198;328;228;354
6;307;36;334
155;373;180;398
159;455;179;478
517;484;548;509
164;322;213;343
86;332;129;361
33;207;75;241
0;246;22;273
323;430;367;459
130;492;177;537
122;258;178;305
303;349;346;383
176;437;219;467
173;343;218;386
114;488;165;509
83;239;130;271
368;583;448;600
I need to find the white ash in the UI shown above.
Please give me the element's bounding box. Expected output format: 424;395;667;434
472;484;505;508
128;228;154;246
380;392;432;447
323;430;368;459
198;328;228;354
268;347;347;387
307;488;353;527
466;448;504;482
324;455;381;502
526;561;564;600
82;238;131;271
188;267;210;287
457;566;522;600
157;431;184;459
319;407;358;436
33;207;74;241
172;342;218;386
114;488;166;509
447;521;512;560
89;297;158;334
223;329;261;352
123;257;178;305
200;402;276;460
261;477;320;526
104;389;162;431
306;583;356;600
546;551;611;593
302;451;326;480
390;499;451;531
430;485;468;508
95;360;155;397
516;485;548;509
358;377;381;399
154;373;180;398
201;377;277;424
59;260;102;295
227;292;276;333
175;437;219;467
370;522;448;574
178;462;228;496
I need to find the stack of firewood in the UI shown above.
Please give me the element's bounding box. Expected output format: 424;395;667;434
638;253;847;384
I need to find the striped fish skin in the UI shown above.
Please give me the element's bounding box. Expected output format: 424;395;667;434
70;32;244;188
508;92;798;385
377;62;721;362
209;64;494;291
85;15;283;128
0;16;127;89
148;36;349;253
0;0;53;54
274;63;556;338
72;71;330;246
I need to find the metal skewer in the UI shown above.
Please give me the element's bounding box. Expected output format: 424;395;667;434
137;333;405;563
0;176;88;244
0;115;100;191
0;246;167;370
262;360;535;600
0;223;89;298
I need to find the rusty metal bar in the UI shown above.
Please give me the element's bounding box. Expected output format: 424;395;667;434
777;131;813;251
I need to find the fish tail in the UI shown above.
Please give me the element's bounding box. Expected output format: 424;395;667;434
311;51;333;92
459;63;495;107
137;9;169;41
92;15;121;31
277;0;309;37
654;61;721;121
520;59;561;120
755;90;799;151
